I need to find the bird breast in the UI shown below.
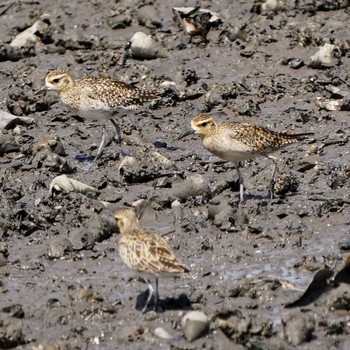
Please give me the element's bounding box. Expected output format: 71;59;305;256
203;135;259;162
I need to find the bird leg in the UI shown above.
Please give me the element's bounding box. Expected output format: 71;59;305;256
94;123;107;161
110;118;122;144
267;155;278;199
153;278;165;313
142;279;154;314
94;119;122;161
154;278;159;305
235;162;245;203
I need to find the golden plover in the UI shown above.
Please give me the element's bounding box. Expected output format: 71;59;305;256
43;70;159;160
114;208;189;313
191;114;313;202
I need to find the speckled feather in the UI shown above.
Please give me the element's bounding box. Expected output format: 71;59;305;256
45;70;159;117
115;209;188;278
191;114;313;161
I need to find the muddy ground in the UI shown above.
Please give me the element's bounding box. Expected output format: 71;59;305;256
0;0;350;349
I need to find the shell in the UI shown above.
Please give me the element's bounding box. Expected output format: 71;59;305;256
308;43;340;69
49;175;98;195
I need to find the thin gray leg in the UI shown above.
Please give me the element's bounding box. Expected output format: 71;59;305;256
110;118;122;144
267;155;278;199
142;280;154;314
154;278;159;304
235;162;245;203
94;123;107;161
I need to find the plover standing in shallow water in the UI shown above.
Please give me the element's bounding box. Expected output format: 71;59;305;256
43;70;159;160
191;114;313;202
114;208;189;313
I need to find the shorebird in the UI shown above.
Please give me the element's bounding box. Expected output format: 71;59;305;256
43;70;159;160
173;6;221;44
285;256;350;308
191;114;313;202
114;208;189;313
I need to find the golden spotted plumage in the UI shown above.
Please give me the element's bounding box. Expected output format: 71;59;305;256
44;70;159;160
115;208;188;313
45;70;158;116
191;114;313;202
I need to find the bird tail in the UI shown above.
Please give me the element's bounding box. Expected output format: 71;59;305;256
139;90;161;103
280;132;314;140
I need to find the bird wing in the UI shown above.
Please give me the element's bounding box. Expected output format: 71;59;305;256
225;122;299;153
119;231;187;275
79;77;143;111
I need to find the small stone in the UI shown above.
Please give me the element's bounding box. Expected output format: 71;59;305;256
181;310;210;342
283;314;315;346
338;238;350;251
47;238;73;258
154;327;174;340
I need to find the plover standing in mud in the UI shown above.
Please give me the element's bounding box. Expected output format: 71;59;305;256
191;114;313;202
114;208;189;314
43;70;159;160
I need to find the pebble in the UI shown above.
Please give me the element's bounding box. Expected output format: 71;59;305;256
154;327;174;340
181;310;210;342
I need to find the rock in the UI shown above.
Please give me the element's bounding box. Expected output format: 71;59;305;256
47;238;73;258
118;149;174;183
137;5;162;29
32;134;66;157
0;135;20;156
338;239;350;251
2;304;25;319
282;314;315;346
33;153;76;174
154;327;174;340
181;310;210;342
0;319;27;348
108;13;132;29
0;43;35;62
172;174;209;201
10;14;51;47
129;32;168;60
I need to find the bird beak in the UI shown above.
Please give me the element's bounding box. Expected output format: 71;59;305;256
178;129;195;140
35;85;49;95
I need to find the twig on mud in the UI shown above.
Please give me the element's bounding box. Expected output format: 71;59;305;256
308;196;350;205
0;0;40;16
0;2;14;16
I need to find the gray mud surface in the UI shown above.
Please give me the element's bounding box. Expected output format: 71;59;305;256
0;1;350;349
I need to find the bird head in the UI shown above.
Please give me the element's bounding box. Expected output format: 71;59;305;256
191;114;217;136
114;208;139;234
43;70;74;92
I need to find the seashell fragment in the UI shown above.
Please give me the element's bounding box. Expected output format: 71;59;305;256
308;43;340;69
49;175;98;195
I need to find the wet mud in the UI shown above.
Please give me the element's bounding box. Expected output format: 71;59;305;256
0;0;350;349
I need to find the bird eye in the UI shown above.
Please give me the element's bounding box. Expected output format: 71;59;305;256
201;122;208;127
52;78;60;83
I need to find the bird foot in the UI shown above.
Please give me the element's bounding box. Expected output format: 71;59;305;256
141;302;164;314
